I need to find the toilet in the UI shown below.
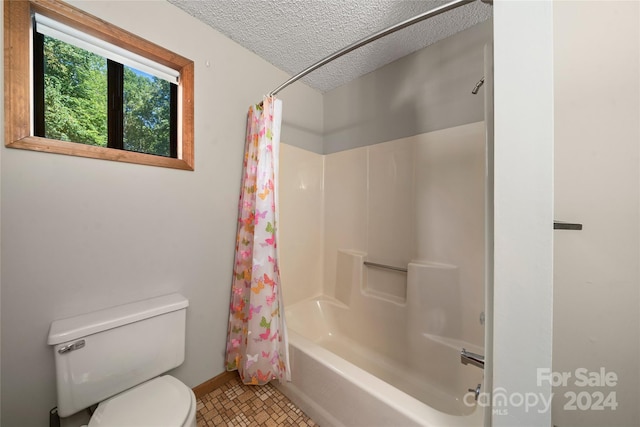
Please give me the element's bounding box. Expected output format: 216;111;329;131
48;293;197;427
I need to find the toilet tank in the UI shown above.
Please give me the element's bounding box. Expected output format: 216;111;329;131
48;293;189;417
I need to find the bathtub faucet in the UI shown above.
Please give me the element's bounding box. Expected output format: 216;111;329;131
468;383;482;401
461;348;484;369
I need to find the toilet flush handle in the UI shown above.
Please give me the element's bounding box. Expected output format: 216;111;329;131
58;340;85;354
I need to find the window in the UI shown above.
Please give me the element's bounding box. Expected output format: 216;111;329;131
4;0;194;170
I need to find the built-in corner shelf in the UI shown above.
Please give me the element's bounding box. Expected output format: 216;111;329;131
554;221;582;230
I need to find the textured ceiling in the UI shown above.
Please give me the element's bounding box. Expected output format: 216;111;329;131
168;0;492;93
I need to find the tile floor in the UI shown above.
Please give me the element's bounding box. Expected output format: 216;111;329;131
196;375;318;427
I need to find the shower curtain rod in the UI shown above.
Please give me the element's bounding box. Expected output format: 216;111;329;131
268;0;480;96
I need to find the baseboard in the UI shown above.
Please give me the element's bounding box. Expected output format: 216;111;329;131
192;370;238;398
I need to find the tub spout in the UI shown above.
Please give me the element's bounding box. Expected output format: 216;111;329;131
461;348;484;369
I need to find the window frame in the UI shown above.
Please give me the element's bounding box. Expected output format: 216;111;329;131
4;0;195;170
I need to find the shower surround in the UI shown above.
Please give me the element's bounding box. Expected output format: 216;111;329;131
278;122;487;426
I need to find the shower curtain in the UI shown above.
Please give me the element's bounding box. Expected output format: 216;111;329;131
225;96;290;385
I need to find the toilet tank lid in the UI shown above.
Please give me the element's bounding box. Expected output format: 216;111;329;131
48;293;188;345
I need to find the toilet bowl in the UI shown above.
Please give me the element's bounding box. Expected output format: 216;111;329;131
48;294;197;427
87;376;196;427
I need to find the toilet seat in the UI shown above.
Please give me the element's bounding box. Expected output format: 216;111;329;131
87;375;195;427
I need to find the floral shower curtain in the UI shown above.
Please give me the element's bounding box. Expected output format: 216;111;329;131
225;96;290;385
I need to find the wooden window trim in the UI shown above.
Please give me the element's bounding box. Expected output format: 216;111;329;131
4;0;195;171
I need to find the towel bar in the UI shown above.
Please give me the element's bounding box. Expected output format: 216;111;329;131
363;261;408;273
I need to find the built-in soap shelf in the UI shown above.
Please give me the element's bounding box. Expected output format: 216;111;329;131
554;221;582;230
360;258;407;305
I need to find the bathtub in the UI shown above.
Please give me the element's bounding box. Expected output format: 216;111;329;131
277;296;485;427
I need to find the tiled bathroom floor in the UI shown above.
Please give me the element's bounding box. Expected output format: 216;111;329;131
196;375;318;427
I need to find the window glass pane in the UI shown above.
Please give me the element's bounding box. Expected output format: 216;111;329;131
123;66;172;157
43;35;108;146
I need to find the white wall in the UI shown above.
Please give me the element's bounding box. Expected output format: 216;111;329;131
492;1;554;425
323;147;368;299
553;1;640;426
321;123;486;350
280;123;487;354
323;20;491;154
0;1;322;426
278;144;324;306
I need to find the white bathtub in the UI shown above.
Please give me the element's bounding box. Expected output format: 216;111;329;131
277;296;485;427
275;248;486;426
